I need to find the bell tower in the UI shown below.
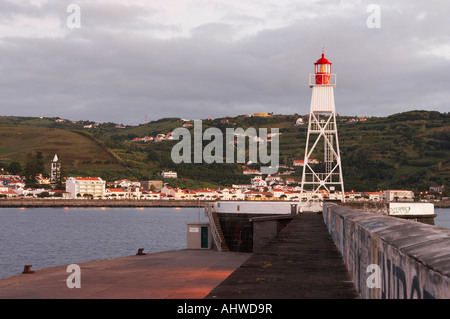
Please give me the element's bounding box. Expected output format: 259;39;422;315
299;49;345;212
50;154;61;185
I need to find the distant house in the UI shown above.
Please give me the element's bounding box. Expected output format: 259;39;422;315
105;188;127;199
253;113;271;117
429;185;444;194
140;180;163;192
285;178;295;185
161;171;177;179
292;159;318;166
294;118;305;126
141;191;160;200
161;185;176;197
363;192;382;202
52;190;71;199
0;187;18;198
243;169;261;175
114;179;141;190
232;184;252;190
384;190;414;202
193;189;217;200
292;160;305;166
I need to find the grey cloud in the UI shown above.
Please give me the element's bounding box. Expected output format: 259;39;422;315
0;1;449;125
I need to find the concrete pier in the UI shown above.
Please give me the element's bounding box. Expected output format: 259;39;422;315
0;250;250;299
206;212;359;299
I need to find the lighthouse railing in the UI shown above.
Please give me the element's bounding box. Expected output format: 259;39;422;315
309;74;336;87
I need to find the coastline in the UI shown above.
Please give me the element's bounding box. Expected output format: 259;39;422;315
0;198;448;208
434;201;450;208
0;199;209;208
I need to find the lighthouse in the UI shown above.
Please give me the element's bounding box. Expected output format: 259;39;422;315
299;49;345;212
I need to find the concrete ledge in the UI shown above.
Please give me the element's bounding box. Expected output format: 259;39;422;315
0;250;251;299
323;203;450;299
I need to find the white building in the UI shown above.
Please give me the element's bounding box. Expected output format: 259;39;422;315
141;191;161;200
243;169;261;175
232;184;252;190
294;118;305;126
194;189;218;200
65;177;106;199
363;192;382;202
105;188;127;199
161;171;178;179
218;188;245;200
114;179;141;190
161;185;176;197
384;190;414;202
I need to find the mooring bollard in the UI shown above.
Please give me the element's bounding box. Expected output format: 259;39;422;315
136;248;146;255
22;265;35;274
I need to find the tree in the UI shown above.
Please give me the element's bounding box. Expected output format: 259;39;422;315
36;152;45;175
24;152;38;187
7;162;23;175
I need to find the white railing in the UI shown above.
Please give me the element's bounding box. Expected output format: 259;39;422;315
205;203;223;252
309;74;337;87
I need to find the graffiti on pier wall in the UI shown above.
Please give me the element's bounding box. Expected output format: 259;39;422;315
376;248;436;299
323;205;450;299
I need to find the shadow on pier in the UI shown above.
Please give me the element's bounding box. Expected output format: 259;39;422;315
206;212;359;299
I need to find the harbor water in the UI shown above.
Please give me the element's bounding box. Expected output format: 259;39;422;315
0;207;449;280
434;208;450;229
0;207;208;279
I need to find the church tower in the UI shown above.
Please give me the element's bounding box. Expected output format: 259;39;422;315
50;154;61;185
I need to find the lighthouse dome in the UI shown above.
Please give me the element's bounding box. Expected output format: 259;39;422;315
314;53;331;65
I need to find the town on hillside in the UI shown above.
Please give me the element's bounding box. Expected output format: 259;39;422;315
0;154;446;203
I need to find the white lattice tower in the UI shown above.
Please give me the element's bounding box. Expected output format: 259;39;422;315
299;51;345;212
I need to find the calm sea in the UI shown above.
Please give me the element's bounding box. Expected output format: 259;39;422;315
434;208;450;229
0;207;208;279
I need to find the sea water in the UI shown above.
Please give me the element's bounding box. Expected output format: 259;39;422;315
0;207;207;279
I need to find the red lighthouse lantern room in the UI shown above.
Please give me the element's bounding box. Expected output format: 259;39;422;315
314;53;331;85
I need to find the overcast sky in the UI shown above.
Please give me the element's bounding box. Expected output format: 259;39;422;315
0;0;448;125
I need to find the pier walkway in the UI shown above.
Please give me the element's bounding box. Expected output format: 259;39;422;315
206;212;359;299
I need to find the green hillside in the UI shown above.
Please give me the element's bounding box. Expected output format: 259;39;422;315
0;125;128;180
0;110;448;193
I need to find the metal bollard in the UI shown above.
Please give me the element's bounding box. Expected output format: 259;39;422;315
22;265;35;274
136;248;146;255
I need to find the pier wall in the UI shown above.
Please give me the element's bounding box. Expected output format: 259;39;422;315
323;203;450;299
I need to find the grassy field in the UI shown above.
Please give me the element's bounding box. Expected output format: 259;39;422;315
0;125;127;177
